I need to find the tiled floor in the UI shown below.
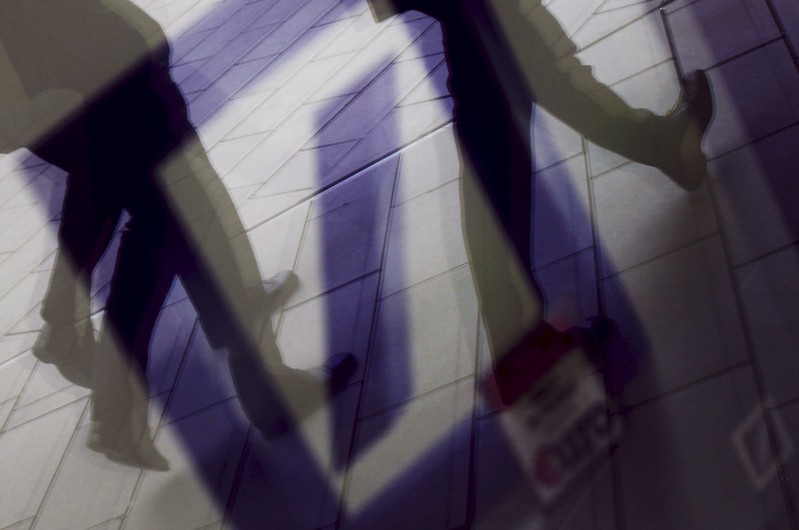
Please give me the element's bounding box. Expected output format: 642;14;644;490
2;0;799;528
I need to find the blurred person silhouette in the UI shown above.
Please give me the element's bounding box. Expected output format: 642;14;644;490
368;0;714;405
0;0;356;470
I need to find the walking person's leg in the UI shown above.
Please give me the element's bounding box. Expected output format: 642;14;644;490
32;139;122;388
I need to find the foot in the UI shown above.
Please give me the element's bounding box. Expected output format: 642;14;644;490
32;322;94;389
263;270;299;310
658;70;715;191
254;353;358;440
87;421;169;471
321;352;358;396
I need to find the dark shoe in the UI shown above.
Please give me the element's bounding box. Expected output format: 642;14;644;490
87;421;169;471
263;270;299;310
566;317;638;401
658;70;715;191
252;353;357;440
32;322;94;389
322;352;358;396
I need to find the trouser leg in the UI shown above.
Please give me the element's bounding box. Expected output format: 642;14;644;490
39;159;121;327
92;213;174;430
457;110;544;361
489;0;670;167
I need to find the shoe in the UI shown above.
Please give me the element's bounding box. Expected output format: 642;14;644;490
658;70;715;191
32;322;94;389
566;317;638;401
321;352;358;396
87;421;169;471
262;270;299;310
253;353;357;440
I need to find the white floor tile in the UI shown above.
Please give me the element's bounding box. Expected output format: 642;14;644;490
343;378;473;530
293;158;396;302
533;156;592;268
123;401;248;530
380;179;468;298
0;401;84;528
603;236;748;404
33;425;141;530
593;163;717;276
278;273;378;377
737;245;799;406
617;367;789;529
227;384;360;529
364;265;477;416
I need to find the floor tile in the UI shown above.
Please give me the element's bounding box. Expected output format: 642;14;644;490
772;0;799;49
576;12;672;86
239;0;340;63
198;93;268;148
380;179;468;298
0;398;14;429
229;53;353;140
711;125;799;265
7;379;89;431
736;245;799;406
0;353;37;406
704;42;799;157
0;272;51;338
397;22;443;62
2;518;34;530
293;158;396;302
0;225;58;305
574;0;660;48
535;248;599;328
0;401;84;528
397;58;447;106
593;163;717;276
123;400;248;530
181;31;269;96
532;107;584;172
342;378;473;530
774;400;799;528
314;57;436;147
668;0;780;72
210;133;270;182
546;0;605;38
188;58;275;127
532;155;592;268
309;17;432;102
363;265;477;416
253;141;358;199
227;384;360;529
602;236;748;405
165;327;237;424
617;367;789;529
247;200;310;283
394;125;460;206
238;189;314;230
0;334;37;366
330;97;452;180
33;425;142;530
277;273;379;379
227;97;350;188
